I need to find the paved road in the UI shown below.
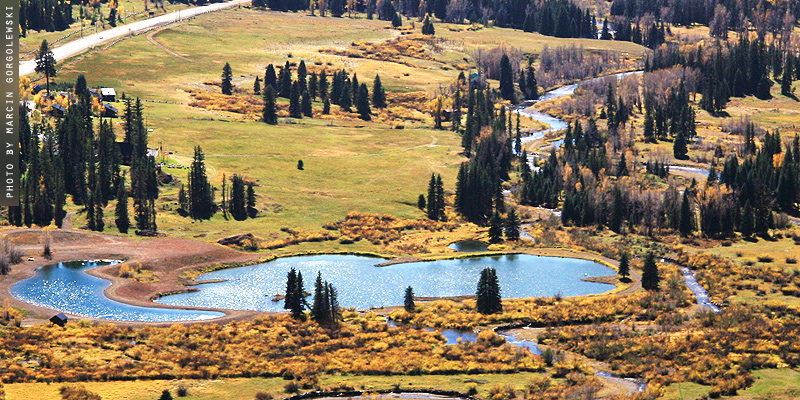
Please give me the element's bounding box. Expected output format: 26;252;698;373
20;0;252;76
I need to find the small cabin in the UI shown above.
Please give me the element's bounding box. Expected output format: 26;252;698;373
50;313;67;327
100;88;116;102
50;104;65;117
102;103;118;118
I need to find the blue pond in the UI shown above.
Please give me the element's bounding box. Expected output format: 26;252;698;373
156;254;616;312
11;261;224;322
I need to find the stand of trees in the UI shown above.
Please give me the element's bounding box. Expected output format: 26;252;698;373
476;267;502;314
20;0;73;35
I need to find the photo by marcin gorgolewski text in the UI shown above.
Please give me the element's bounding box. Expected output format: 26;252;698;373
2;0;16;206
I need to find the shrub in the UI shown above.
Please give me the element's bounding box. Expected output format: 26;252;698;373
721;241;732;247
176;385;188;397
786;257;797;264
118;263;135;278
284;381;299;394
255;392;273;400
757;254;774;263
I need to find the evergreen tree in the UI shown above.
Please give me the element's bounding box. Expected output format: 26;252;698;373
618;252;630;279
229;174;247;221
291;271;306;320
488;211;504;243
188;146;215;220
617;152;628;177
476;267;502;314
782;56;794;97
297;60;308;94
435;174;445;221
525;60;538;100
499;54;515;101
417;194;426;210
372;74;387;108
253;76;261;95
504;208;520;241
392;12;402;27
641;252;660;291
289;81;303;118
264;64;277;91
323;96;331;114
338;79;352;111
302;89;313;117
308;72;318;100
674;130;688;160
679;190;693;236
330;0;344;16
318;70;329;100
297;159;304;170
357;83;371;121
159;390;173;400
404;286;415;312
311;272;326;323
262;86;277;124
421;13;435;35
279;62;292;98
426;174;438;220
35;40;56;93
221;62;233;95
247;182;257;218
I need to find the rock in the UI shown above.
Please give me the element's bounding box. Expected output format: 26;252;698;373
218;233;255;246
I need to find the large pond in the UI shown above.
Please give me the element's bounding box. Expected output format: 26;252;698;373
156;254;616;312
11;261;224;322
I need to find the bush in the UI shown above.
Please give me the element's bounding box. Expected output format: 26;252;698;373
283;381;299;394
787;257;797;264
255;392;273;400
176;385;188;397
721;241;732;247
757;254;774;263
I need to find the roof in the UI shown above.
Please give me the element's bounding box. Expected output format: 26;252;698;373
51;104;65;112
103;103;118;112
146;149;159;158
100;88;116;96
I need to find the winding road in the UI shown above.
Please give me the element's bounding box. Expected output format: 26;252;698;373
19;0;252;77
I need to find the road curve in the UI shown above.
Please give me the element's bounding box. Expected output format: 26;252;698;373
20;0;252;77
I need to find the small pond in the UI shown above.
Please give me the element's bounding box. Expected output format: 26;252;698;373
447;240;489;252
156;254;616;312
11;261;224;322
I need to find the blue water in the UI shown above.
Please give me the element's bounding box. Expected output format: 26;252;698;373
156;254;616;312
447;240;489;252
11;261;224;322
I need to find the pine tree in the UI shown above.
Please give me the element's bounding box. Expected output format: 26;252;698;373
617;151;628;177
404;286;415;312
618;252;629;279
264;64;277;91
229;174;247;221
674;130;688;160
297;159;304;170
426;174;438;220
297;60;308;94
525;60;538;100
247;182;257;218
311;272;326;323
357;83;371;120
318;70;329;100
289;81;302;118
159;390;173;400
641;252;660;291
417;194;426;210
372;74;387;108
322;96;331;114
679;190;693;236
188;146;215;220
499;54;515;101
504;208;520;241
262;86;278;124
285;267;297;310
476;267;502;314
279;62;292;98
253;76;261;95
221;62;233;95
302;89;313;117
488;211;504;243
392;12;402;27
339;79;352;111
421;14;435;35
435;174;445;221
290;271;306;320
35;40;56;93
782;56;794;96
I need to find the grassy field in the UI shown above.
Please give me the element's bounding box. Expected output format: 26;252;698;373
4;372;550;400
44;8;647;243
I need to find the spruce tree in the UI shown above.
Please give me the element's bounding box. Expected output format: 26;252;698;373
372;74;387;108
504;208;520;241
35;40;56;93
322;96;331;114
404;286;415;312
673;130;688;160
679;190;693;236
253;76;261;95
262;86;277;124
291;271;306;320
284;267;297;310
426;174;438;220
311;272;326;324
279;62;292;98
421;14;435;35
297;60;308;94
308;72;318;100
435;175;445;221
525;60;538;99
782;56;794;96
499;54;515;101
417;194;426;210
318;70;329;100
247;182;257;218
618;252;629;279
357;83;371;120
188;146;215;220
302;89;313;117
264;64;277;91
641;252;660;291
289;81;302;118
488;211;504;243
339;79;352;111
476;267;502;314
229;174;247;221
221;62;233;95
